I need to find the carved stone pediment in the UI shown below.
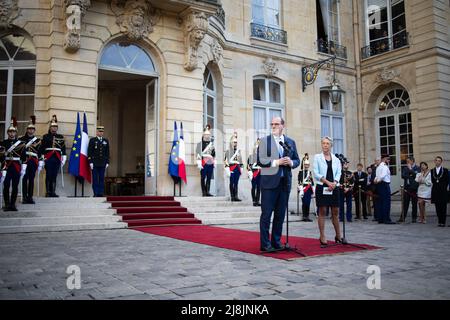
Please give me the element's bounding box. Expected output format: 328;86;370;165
111;0;161;41
377;67;400;84
63;0;91;53
183;10;209;71
0;0;20;29
263;57;278;77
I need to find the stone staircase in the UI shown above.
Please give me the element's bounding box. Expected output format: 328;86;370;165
0;197;127;234
176;196;304;225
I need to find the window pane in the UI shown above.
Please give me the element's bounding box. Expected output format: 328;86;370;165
269;81;281;103
320;91;330;110
13;37;36;61
207;74;214;91
100;43;154;73
0;34;36;61
253;79;266;101
0;70;7;94
332;117;343;139
0;123;4;141
12;96;34;128
269;108;281;121
13;69;35;94
391;0;405;19
252;1;264;24
0;96;6;123
207;95;214;118
254;106;267;138
321;115;330;138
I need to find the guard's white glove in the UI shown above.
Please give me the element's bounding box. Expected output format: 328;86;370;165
21;164;27;177
0;171;6;184
61;155;67;167
38;160;44;172
247;171;253;180
90;163;94;170
105;163;109;169
300;189;304;198
225;167;231;177
197;160;202;170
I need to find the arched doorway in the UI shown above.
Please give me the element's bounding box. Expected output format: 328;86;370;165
375;86;413;190
0;31;36;139
97;38;159;195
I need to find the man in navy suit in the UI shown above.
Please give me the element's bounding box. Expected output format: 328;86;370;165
257;117;300;252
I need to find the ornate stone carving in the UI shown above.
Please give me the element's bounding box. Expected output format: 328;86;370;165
377;67;400;83
63;0;91;53
263;57;278;77
210;39;223;64
111;0;161;41
183;11;209;71
0;0;19;29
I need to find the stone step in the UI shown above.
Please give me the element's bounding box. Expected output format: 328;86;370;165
189;206;262;214
0;215;123;227
0;222;127;234
201;216;303;225
0;209;117;217
194;211;264;219
109;201;180;208
26;197;107;204
12;203;112;210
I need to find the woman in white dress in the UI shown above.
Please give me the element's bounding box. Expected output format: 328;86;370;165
415;161;432;223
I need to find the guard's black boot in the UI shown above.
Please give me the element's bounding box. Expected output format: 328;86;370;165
251;187;257;206
27;181;35;204
3;190;10;211
9;191;18;211
234;186;242;202
22;178;29;203
230;185;235;201
255;189;261;206
205;180;213;197
51;179;59;197
201;179;207;197
45;178;51;197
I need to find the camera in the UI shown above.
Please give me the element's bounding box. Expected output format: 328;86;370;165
335;153;349;165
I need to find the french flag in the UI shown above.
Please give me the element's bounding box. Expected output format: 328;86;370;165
79;113;91;183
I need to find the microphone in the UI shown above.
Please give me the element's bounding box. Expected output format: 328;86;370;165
279;140;291;151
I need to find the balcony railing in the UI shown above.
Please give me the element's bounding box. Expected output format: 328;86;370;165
250;22;287;45
317;39;347;59
361;31;409;59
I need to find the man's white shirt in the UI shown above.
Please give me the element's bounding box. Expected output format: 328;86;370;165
375;162;391;183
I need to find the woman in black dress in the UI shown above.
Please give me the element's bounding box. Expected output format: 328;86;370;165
312;137;343;247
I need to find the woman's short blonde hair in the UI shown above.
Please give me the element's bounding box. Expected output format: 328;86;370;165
321;136;333;146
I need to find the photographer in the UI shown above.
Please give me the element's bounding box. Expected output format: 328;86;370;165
399;156;420;223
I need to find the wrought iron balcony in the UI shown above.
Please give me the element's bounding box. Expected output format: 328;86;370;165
361;30;409;59
250;22;287;45
317;39;347;59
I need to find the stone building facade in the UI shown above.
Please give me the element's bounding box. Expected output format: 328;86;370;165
0;0;448;196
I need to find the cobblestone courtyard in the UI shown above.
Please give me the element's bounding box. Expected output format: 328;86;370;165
1;216;449;300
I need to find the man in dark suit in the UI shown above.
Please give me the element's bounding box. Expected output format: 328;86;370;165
353;163;368;220
88;126;110;197
257;117;300;252
430;156;449;227
399;156;420;223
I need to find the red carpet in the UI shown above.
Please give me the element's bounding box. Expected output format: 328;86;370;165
134;225;381;260
107;196;202;228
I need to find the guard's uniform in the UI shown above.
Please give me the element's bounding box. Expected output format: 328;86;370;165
353;170;368;219
196;139;215;197
40;118;66;197
339;169;354;222
88;135;110;197
298;168;314;220
247;153;261;206
224;143;243;202
1;137;26;211
19;133;42;204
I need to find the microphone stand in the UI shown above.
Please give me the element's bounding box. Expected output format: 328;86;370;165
275;141;305;257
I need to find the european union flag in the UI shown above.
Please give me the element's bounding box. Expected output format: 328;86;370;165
68;112;82;177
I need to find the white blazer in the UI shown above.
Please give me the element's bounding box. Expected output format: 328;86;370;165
313;153;342;185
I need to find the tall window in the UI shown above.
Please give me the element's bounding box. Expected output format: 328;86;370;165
252;0;281;28
317;0;340;44
203;68;216;134
320;90;344;154
376;87;412;176
253;77;284;139
0;32;36;140
365;0;406;51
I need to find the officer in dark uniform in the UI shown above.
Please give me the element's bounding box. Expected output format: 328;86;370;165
196;125;215;197
19;116;43;204
338;157;354;222
247;139;261;206
88;126;110;197
353;163;368;220
40;115;66;197
297;154;314;221
1;118;26;211
224;133;243;202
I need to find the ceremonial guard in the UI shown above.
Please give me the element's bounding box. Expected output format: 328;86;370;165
247;139;261;206
19;116;44;204
430;156;449;227
338;156;354;222
196;125;215;197
1;118;26;211
297;153;314;222
88;126;110;197
40;115;66;197
224;133;243;202
353;163;368;220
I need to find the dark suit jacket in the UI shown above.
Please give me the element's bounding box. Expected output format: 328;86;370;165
353;171;368;191
257;134;300;190
431;167;449;203
88;137;110;167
